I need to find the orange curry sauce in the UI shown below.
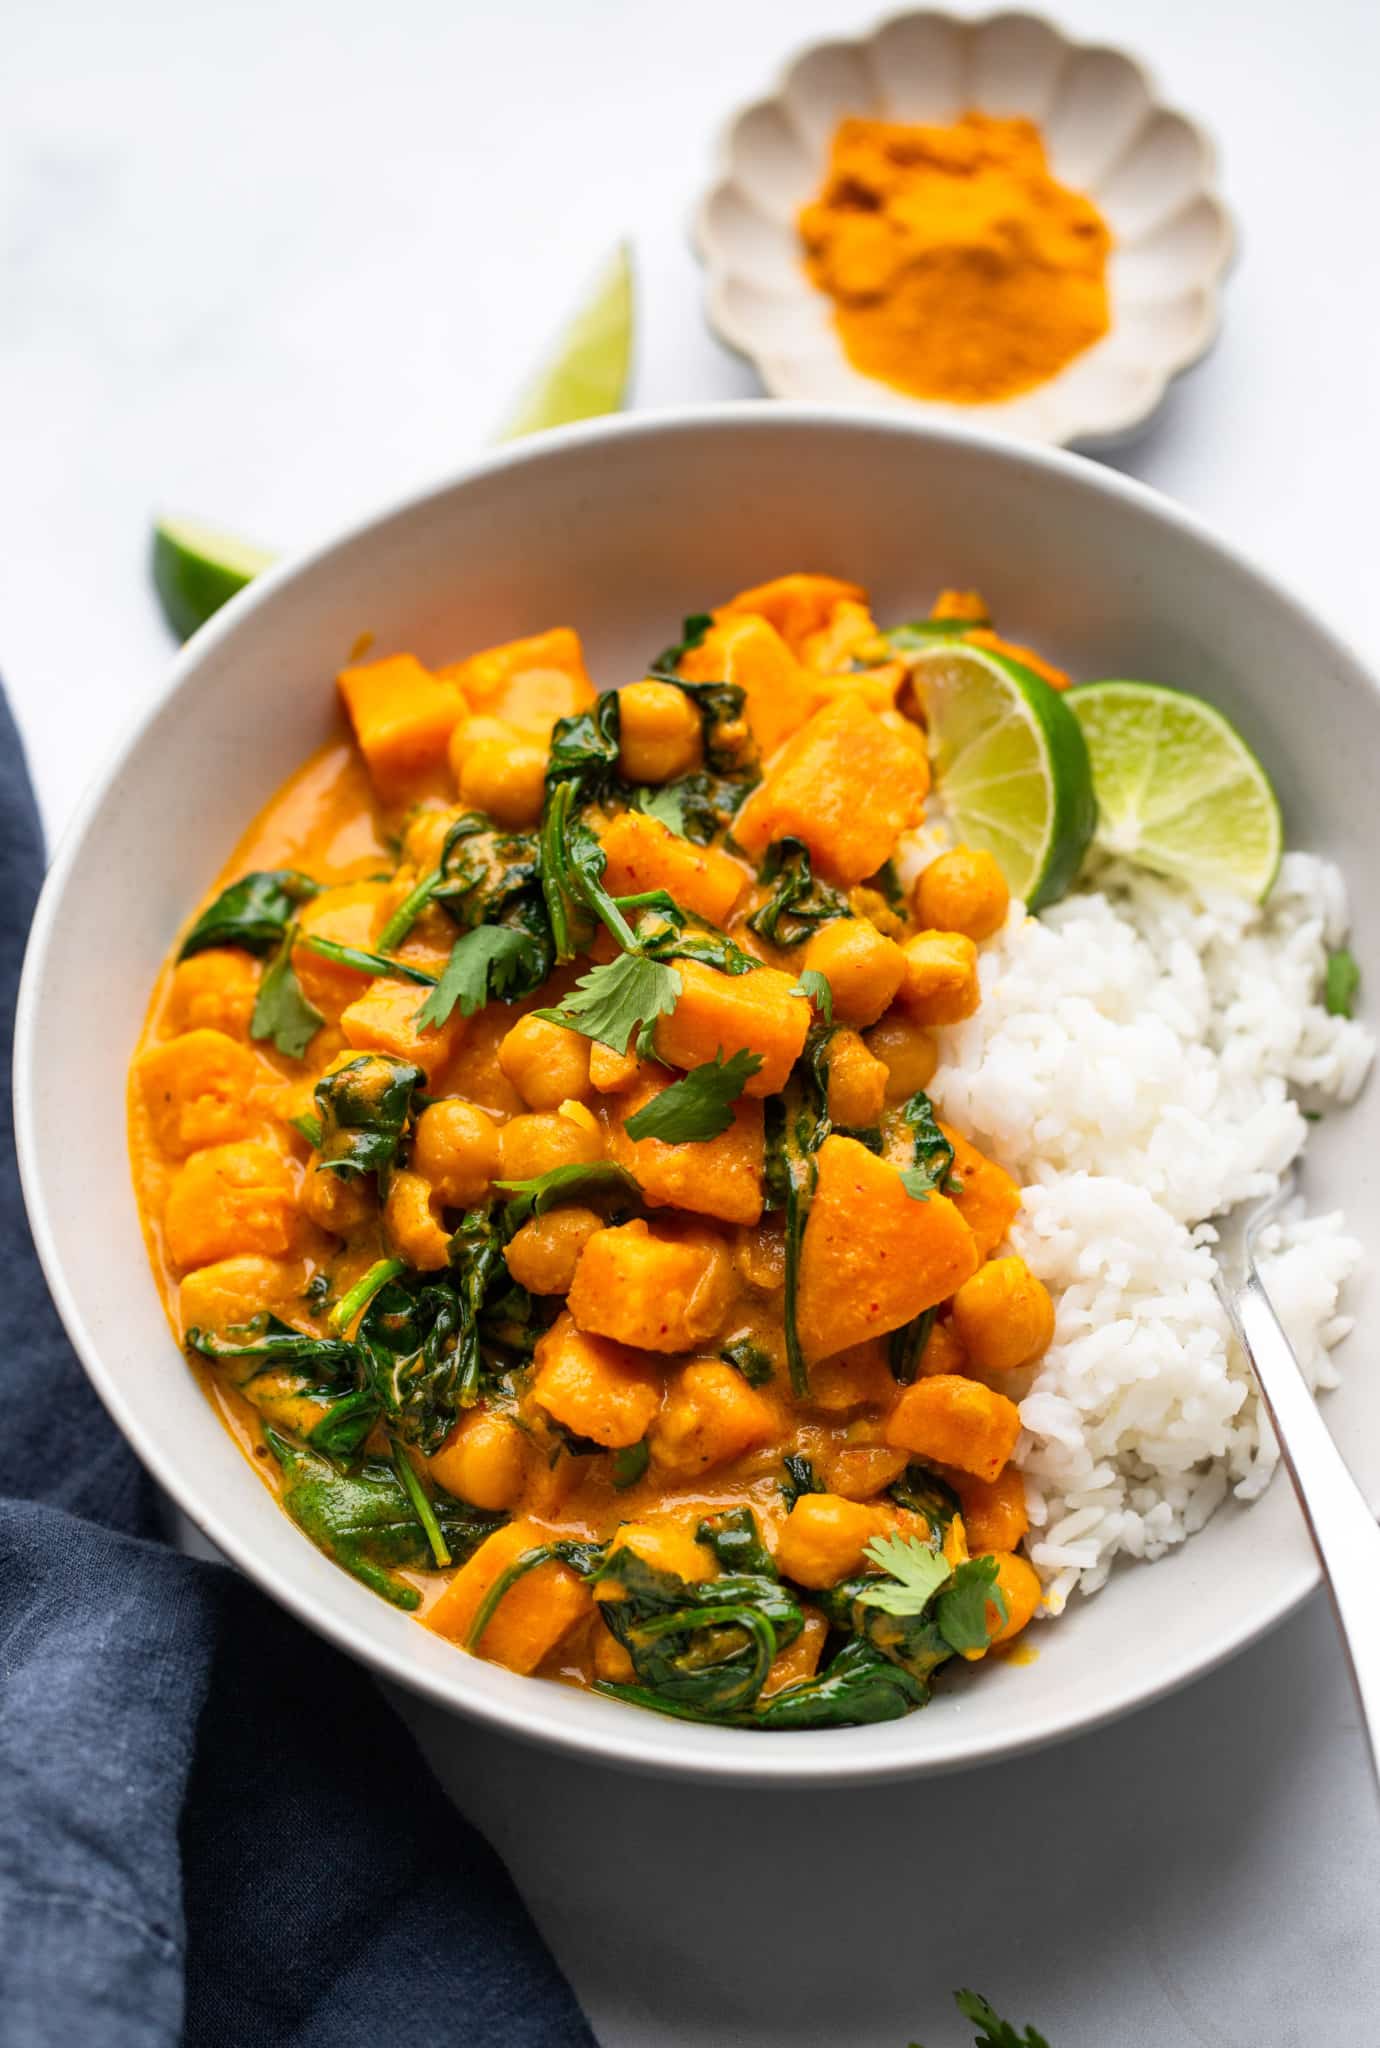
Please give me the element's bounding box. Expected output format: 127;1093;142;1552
128;573;1050;1726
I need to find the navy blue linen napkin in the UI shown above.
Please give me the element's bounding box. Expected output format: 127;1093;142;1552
0;688;597;2048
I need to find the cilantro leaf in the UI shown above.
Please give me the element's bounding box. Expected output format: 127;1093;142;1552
250;922;324;1059
856;1530;950;1616
954;1988;1053;2048
623;1048;763;1144
416;927;543;1031
1326;947;1361;1018
936;1554;1006;1653
792;967;833;1025
633;785;689;838
537;952;681;1057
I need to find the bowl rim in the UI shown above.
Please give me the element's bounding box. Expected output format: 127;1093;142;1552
15;401;1365;1786
693;5;1237;450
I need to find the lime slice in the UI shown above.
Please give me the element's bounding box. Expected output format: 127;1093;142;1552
152;516;276;641
499;242;634;440
1067;679;1282;900
909;643;1098;911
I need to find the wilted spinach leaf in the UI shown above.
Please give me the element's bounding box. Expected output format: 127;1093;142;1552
314;1053;422;1181
179;869;321;959
747;838;846;948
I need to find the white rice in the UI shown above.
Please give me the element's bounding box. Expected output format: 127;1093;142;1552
924;851;1374;1613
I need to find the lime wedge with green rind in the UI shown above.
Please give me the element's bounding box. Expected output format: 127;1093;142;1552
499;242;634;441
1067;679;1282;900
152;516;277;641
909;643;1098;911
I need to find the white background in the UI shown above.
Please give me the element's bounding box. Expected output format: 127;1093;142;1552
4;0;1379;2040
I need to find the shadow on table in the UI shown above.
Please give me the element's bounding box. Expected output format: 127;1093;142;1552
398;1590;1379;2048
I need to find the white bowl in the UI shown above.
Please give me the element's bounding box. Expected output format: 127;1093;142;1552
17;407;1377;1785
696;10;1234;447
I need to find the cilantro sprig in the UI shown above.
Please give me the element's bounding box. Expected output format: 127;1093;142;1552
416;926;546;1031
250;921;324;1059
857;1531;951;1616
538;952;682;1058
857;1534;1008;1652
623;1048;763;1144
911;1987;1053;2048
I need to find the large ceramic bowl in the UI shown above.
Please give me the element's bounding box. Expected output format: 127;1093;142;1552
16;408;1378;1785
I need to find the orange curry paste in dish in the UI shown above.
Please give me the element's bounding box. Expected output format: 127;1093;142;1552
128;572;1056;1731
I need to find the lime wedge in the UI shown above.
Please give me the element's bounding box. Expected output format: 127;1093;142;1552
909;643;1097;911
1067;679;1282;900
499;242;634;440
152;516;276;641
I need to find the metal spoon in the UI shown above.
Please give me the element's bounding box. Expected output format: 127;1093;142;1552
1216;1175;1380;1788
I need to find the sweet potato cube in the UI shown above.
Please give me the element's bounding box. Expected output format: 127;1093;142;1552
796;1134;979;1363
649;1360;776;1476
137;1029;257;1158
952;1465;1029;1552
529;1313;661;1449
884;1375;1022;1483
732;696;929;885
427;1518;593;1673
651;960;810;1097
567;1219;734;1355
337;654;463;803
610;1077;764;1226
708;614;820;758
163;1140;298;1271
718;574;866;654
598;810;746;927
443;627;593;712
340;977;464;1084
939;1122;1021;1258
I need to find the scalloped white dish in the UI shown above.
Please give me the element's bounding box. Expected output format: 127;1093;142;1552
696;10;1235;447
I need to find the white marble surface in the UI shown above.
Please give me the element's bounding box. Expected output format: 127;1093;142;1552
9;0;1380;2039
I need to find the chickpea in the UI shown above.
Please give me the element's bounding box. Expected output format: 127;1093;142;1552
456;731;546;828
497;1015;592;1111
445;712;510;780
823;1445;910;1500
825;1029;889;1129
616;680;702;784
400;802;465;874
429;1409;528;1511
167;948;261;1040
950;1256;1055;1374
299;1163;378;1236
412;1099;501;1207
895;930;981;1026
912;847;1010;943
384;1169;451;1271
802;917;906;1027
505;1206;603;1294
864;1012;939;1104
498;1111;603;1182
775;1494;891;1590
984;1550;1043;1649
588;1041;644;1093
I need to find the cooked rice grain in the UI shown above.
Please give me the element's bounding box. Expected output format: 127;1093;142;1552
927;852;1373;1612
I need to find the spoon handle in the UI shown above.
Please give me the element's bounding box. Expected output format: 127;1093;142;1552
1228;1267;1380;1791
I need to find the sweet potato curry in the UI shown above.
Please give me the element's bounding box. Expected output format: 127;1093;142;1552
129;573;1057;1731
